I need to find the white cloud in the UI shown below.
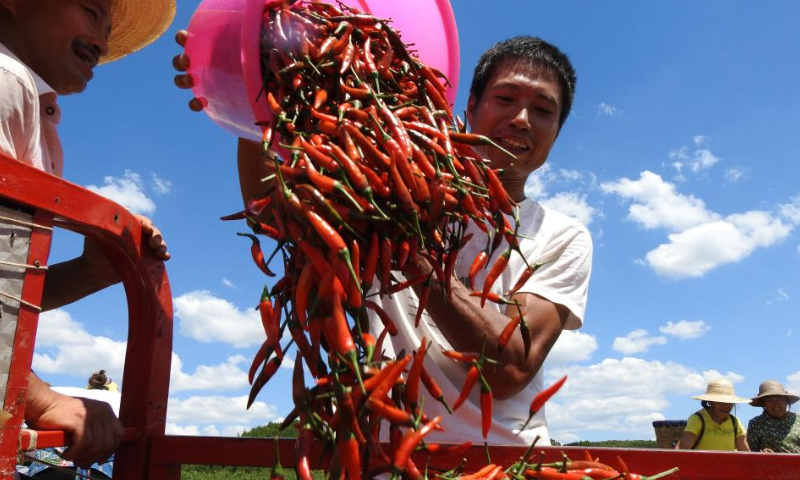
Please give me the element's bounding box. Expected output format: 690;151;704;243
170;354;250;392
86;170;156;215
547;330;598;365
779;196;800;226
766;288;790;306
542;191;597;226
525;164;551;199
612;329;667;354
668;146;689;161
601;171;719;232
724;167;747;183
646;211;790;278
667;139;720;174
786;371;800;394
166;395;280;433
222;278;237;289
558;169;583;182
33;310;127;382
547;358;719;439
659;320;711;340
174;290;265;348
597;102;619;116
603;172;794;279
150;173;173;195
688;149;721;173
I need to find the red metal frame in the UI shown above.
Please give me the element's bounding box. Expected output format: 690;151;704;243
2;154;799;479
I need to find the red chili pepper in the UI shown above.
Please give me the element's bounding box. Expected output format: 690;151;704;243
370;355;412;403
338;38;355;74
453;363;480;411
468;251;489;290
339;77;371;98
365;300;398;336
329;143;369;192
248;340;270;385
379;236;393;292
367;397;414;426
295;263;314;327
497;313;523;355
361;232;380;292
238;233;275;276
386;273;427;295
481;248;512;307
312;88;328;110
420;365;451;413
248;352;283;408
443;247;459;300
392;416;442;470
524;467;589;480
423;79;450;112
521;375;568;430
345;123;391;169
407;129;448;158
410;142;437;180
341;432;361;480
302;204;359;287
485;167;515;215
414;276;431;328
357;162;390;197
362;36;378;79
295;424;314;480
288;319;318;378
424;441;472;456
301;137;341;173
480;375;493;439
442;350;481;363
405;337;428;409
219;210;246;221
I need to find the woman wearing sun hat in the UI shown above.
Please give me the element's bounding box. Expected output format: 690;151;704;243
747;380;800;453
676;378;750;451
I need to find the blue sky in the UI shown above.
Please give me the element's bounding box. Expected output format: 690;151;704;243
33;1;800;442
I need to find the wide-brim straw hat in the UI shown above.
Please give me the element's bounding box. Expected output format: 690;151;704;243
750;380;800;407
692;378;750;404
100;0;177;64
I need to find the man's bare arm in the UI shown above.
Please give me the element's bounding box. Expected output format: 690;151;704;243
410;257;570;400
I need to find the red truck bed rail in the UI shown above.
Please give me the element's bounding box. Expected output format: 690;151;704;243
2;154;799;479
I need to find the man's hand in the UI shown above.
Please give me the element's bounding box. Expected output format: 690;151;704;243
172;30;205;112
134;214;170;260
26;374;123;468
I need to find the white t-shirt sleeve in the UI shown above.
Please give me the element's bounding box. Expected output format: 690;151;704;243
517;216;593;330
0;63;43;168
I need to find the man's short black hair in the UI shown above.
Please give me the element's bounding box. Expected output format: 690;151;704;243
469;36;577;129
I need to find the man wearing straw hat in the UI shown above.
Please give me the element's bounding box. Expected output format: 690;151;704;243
0;0;175;469
676;378;750;451
747;380;800;453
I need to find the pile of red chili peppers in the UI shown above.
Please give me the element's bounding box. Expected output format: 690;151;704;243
222;2;679;480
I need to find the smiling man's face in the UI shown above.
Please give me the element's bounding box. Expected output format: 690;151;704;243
8;0;112;94
467;60;562;191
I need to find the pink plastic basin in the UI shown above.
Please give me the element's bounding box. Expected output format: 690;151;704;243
185;0;460;140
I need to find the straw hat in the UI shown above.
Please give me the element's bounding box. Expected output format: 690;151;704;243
100;0;177;64
750;380;800;407
691;378;750;404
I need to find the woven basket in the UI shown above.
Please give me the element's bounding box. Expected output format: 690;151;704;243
652;420;687;449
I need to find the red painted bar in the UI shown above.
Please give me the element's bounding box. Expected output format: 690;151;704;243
149;436;800;480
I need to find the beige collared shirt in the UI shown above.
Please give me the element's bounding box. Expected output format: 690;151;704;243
0;41;64;177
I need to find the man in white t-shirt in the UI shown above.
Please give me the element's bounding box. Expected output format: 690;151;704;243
0;0;174;468
370;36;592;445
